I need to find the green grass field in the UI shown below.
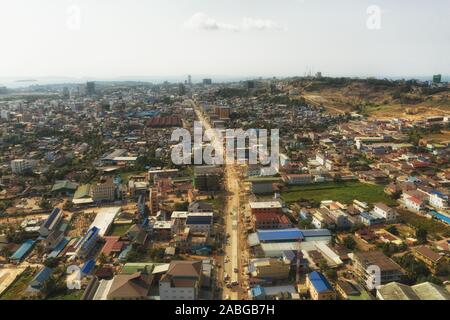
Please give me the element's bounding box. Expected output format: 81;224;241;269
46;289;83;300
109;224;132;236
0;268;35;300
280;181;396;205
397;209;449;236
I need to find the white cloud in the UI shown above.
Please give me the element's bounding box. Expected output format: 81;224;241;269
184;12;239;32
184;13;286;32
242;17;287;31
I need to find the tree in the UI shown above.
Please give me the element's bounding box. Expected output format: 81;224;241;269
416;228;428;244
42;276;58;297
98;252;108;265
44;257;60;268
0;246;11;258
318;259;328;272
39;198;52;211
343;236;357;250
325;269;338;282
35;243;46;257
174;201;189;211
386;226;399;236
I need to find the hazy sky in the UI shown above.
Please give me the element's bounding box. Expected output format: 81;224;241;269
1;0;449;79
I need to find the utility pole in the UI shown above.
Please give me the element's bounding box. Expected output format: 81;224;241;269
296;237;303;284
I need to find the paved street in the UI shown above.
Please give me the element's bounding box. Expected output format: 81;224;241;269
192;101;244;300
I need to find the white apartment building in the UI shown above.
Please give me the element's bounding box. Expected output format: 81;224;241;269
91;178;116;202
429;192;449;210
373;203;397;222
11;159;31;174
159;261;202;300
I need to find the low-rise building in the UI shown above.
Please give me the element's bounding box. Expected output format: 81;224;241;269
253;212;292;230
413;246;446;275
352;251;405;289
249;201;283;215
159;260;203;300
306;271;335;300
11;159;32;174
39;208;64;237
373;203;397;223
91;177;116;202
248;258;290;282
185;212;214;234
377;281;450;300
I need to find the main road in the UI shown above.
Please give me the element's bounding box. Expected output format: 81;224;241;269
190;100;243;300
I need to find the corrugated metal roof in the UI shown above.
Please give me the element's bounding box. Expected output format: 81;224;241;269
257;228;303;242
10;239;35;261
308;271;333;293
81;260;96;274
300;229;332;238
32;267;53;285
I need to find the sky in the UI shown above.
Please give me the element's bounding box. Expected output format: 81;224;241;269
0;0;449;81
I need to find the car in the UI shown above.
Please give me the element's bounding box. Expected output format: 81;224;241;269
233;268;238;273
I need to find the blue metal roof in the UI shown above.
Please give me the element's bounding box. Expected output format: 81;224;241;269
257;228;303;242
431;190;447;198
251;285;265;297
48;237;70;258
43;208;61;229
75;226;100;251
81;259;96;274
429;211;450;224
10;239;35;261
308;271;333;293
32;267;53;286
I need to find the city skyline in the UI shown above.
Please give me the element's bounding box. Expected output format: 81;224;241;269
1;0;449;79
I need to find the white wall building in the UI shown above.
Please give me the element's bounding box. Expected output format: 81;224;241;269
11;159;31;174
373;203;397;222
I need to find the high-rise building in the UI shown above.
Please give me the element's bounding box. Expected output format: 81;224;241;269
188;75;192;86
62;87;70;98
178;83;186;95
86;81;96;95
247;80;256;90
433;74;442;83
202;78;212;85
